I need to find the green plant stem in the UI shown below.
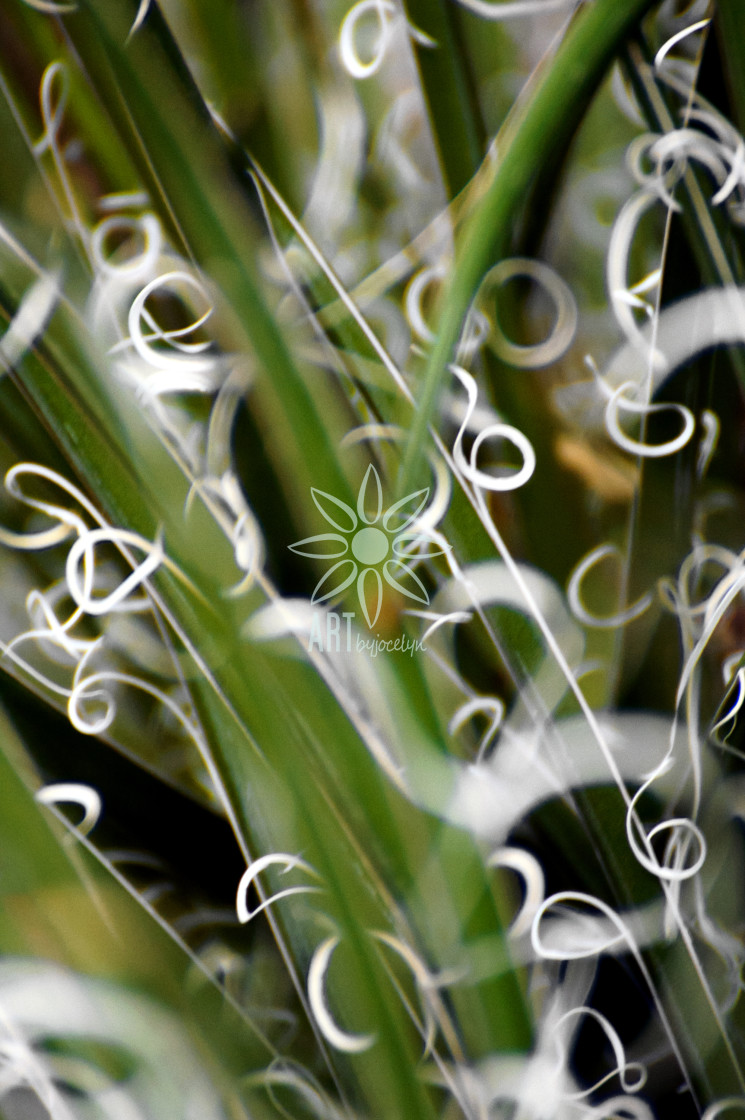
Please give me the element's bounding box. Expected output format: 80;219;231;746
400;0;485;198
4;282;532;1113
398;0;660;498
715;0;745;137
66;0;352;513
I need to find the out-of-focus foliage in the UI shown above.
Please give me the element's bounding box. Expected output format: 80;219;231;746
0;1;744;1118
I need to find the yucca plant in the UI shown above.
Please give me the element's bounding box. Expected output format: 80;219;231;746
0;0;744;1116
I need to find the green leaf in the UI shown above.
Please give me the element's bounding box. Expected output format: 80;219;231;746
399;0;659;496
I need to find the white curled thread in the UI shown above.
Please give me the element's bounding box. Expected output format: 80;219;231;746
611;64;645;127
697;409;720;478
235;854;322;923
88;209;164;344
338;0;434;80
713;141;745;210
126;271;218;392
654;18;710;71
0;464;198;744
554;1007;646;1098
128;0;153;38
487;847;544;939
604;380;696;458
713;668;745;739
33;64;88;255
66;528;164;616
35;782;102;836
20;582;95;666
431;560;584;740
97;191;150;212
127;270;213;366
373;932;464;1058
628;138;673;202
22;0;76;9
405;264;445;345
250;1064;348;1120
452;0;579;18
662;545;745;816
0;272;60;373
599;287;745;430
624;751;706;886
630;129;737;214
417;609;472;643
478;257;578;369
661;543;741;638
66;655;191;739
91;213;162;280
721;652;743;689
449;696;504;762
567;544;653;629
339;0;396;79
405;265;488;359
0;463;88;552
635;811;706;930
530;891;691;1087
702;1100;745;1120
686;106;745;212
607;191;665;364
33;63;68;159
451;364;536;490
675;554;745;720
532;892;642;962
302;85;366;246
0;474;161;716
601;180;695;451
431;249;738;1097
307;936;377;1053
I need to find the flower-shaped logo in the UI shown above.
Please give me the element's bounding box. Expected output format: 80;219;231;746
289;464;445;628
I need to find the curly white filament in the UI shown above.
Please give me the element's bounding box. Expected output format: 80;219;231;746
449;696;504;762
451;364;536;491
35;782;102;836
91;213;162;280
307;936;377;1053
453;0;580;18
478;257;578;369
66;528;164;616
567;543;653;629
654;19;710;71
0;272;60;373
339;0;396;80
487;846;545;939
605;381;696;458
236;854;322;924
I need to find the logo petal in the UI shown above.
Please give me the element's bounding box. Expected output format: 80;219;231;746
357;567;383;628
383;559;429;606
311;488;357;532
383;487;430;533
356;463;383;526
393;530;451;559
311;559;357;604
288;533;349;559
